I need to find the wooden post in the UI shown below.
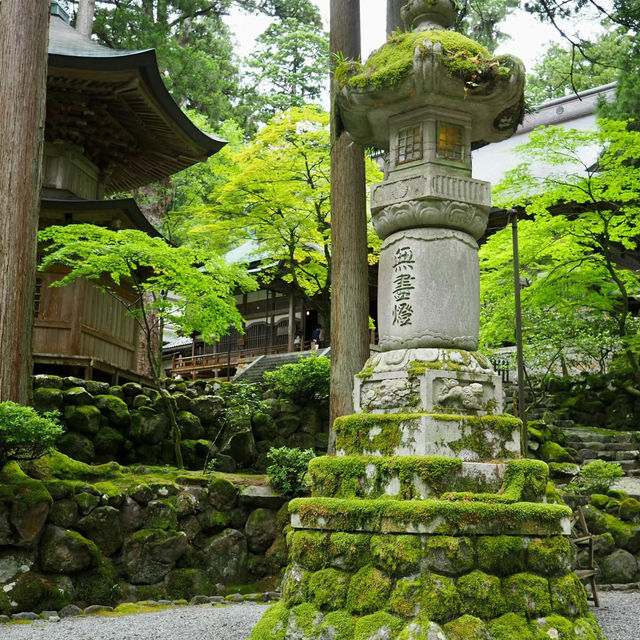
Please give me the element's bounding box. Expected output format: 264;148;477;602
287;293;296;352
511;209;528;454
386;0;404;33
0;0;50;403
329;0;369;450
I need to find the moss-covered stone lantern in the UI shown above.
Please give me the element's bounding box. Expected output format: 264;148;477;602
250;3;607;638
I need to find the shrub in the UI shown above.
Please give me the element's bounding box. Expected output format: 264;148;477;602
263;355;330;404
0;401;64;469
267;446;315;497
567;460;625;495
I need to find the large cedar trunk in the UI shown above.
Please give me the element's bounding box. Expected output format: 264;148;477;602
76;0;96;38
328;0;369;447
0;1;50;403
387;0;405;33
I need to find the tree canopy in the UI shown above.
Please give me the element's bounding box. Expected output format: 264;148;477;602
481;120;640;384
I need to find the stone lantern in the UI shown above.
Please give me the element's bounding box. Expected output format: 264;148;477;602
250;4;607;639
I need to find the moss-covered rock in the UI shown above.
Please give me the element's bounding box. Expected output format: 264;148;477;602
527;536;575;576
389;576;423;619
4;571;71;613
619;497;640;523
290;530;329;572
57;431;95;463
176;411;204;440
456;570;506;619
420;573;461;624
33;374;63;390
144;500;179;531
245;508;278;553
502;573;551;619
550;573;588;617
281;563;310;605
197;506;232;533
76;506;124;556
397;617;448;640
423;536;475;576
531;614;576;640
488;612;533;640
600;548;639;583
94;426;126;457
72;558;119;606
249;602;289;640
443;614;491;640
346;565;391;615
354;611;404;640
120;528;188;584
64;404;101;436
208;477;238;511
589;494;610;509
539;442;574;463
287;602;324;638
39;525;99;573
308;568;350;611
317;610;356;640
164;568;211;600
95;394;131;427
328;532;372;571
63;386;94;406
48;498;78;528
371;534;422;576
477;536;524;576
33;387;64;413
200;528;248;584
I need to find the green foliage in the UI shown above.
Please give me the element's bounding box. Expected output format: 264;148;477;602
567;459;625;495
483;120;640;383
263;355;330;404
266;446;315;497
0;402;63;469
526;33;628;106
455;0;519;53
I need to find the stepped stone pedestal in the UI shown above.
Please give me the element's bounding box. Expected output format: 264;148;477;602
250;1;606;638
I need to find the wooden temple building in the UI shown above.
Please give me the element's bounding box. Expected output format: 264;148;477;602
34;2;224;383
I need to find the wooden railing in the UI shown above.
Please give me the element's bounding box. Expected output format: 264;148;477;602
169;341;315;379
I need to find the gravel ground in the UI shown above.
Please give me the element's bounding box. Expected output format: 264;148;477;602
1;593;637;640
591;590;640;640
1;602;270;640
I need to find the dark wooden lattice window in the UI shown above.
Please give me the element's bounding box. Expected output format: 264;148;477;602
33;278;42;319
397;124;423;165
437;122;464;161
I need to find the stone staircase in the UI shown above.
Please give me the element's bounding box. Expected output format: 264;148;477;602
234;348;330;383
561;426;640;476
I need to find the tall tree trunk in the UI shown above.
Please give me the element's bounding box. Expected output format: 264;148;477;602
387;0;405;33
76;0;96;38
0;0;49;404
328;0;369;450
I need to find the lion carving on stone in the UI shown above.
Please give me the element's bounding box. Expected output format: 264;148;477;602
437;379;484;411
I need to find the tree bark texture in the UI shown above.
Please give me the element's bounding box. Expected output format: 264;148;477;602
0;0;50;403
387;0;405;33
76;0;96;38
328;0;369;445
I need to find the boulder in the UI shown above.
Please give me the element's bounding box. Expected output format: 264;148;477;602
274;414;301;438
120;497;144;534
164;568;211;600
108;386;124;399
121;382;144;400
94;426;126;457
252;411;278;441
57;432;95;463
75;492;101;516
174;393;194;412
77;506;124;556
143;501;179;531
215;454;237;473
94;394;131;427
539;442;574;463
0;549;36;583
85;380;110;396
239;485;287;510
600;549;639;583
32;387;64;413
32;374;63;390
178;515;202;543
208;478;238;511
62;377;86;389
39;525;98;573
177;411;204;440
620;498;640;523
63;387;94;406
222;431;257;467
64;405;101;436
4;572;70;613
196;507;232;534
201;528;248;584
48;499;79;529
129;407;169;444
191;395;224;425
120;529;188;585
132;394;151;410
245;508;278;554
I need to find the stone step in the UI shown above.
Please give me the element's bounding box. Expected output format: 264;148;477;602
576;449;617;461
582;459;640;471
616;450;639;461
565;441;638;452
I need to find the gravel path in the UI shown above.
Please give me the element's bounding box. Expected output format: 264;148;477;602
2;602;270;640
1;593;637;640
591;590;640;640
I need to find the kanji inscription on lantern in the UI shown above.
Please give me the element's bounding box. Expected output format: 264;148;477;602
392;246;416;326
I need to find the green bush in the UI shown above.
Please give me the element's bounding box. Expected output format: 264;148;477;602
263;355;330;404
567;460;625;495
267;446;315;497
0;401;64;469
